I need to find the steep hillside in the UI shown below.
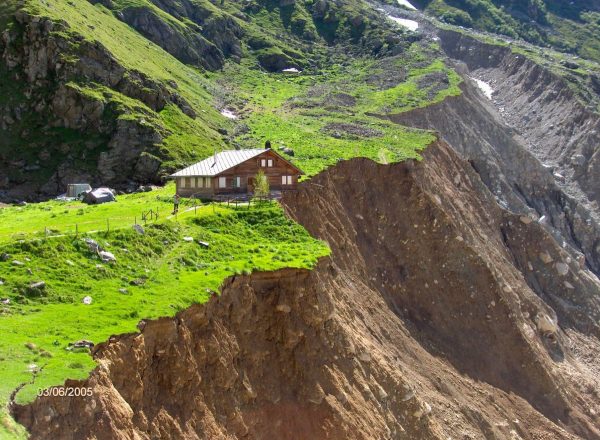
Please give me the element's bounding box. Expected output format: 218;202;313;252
0;0;418;201
412;0;600;63
13;142;600;439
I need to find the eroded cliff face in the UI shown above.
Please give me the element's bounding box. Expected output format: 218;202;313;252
13;142;600;439
387;31;600;280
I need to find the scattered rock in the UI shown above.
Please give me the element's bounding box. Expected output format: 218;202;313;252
198;241;210;248
535;313;558;336
275;304;291;313
358;352;372;362
12;260;24;266
539;252;553;264
413;402;432;419
129;278;146;286
119;288;129;295
554;262;569;276
70;340;94;349
29;281;46;290
99;251;116;263
519;215;533;224
0;253;10;262
571;154;586;167
564;281;574;290
183;236;194;242
1;298;9;305
133;224;145;235
82;296;93;305
84;238;101;253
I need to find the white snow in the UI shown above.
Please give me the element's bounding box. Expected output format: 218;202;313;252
388;16;419;31
397;0;416;10
220;109;238;119
282;67;301;73
471;77;494;99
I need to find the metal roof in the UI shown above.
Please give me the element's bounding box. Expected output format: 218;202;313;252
170;149;267;177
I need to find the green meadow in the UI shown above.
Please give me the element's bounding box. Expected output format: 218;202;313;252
0;191;329;437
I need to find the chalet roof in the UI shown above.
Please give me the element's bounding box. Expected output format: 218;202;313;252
170;149;267;177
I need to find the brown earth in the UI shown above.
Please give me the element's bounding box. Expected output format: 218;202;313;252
13;141;600;439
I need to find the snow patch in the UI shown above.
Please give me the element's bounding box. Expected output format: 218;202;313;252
397;0;416;10
282;67;301;73
220;109;238;120
388;16;419;31
471;77;494;100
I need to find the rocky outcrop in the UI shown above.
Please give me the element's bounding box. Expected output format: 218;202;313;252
89;0;244;69
94;2;227;70
438;29;600;221
14;142;600;439
0;9;199;200
386;36;600;279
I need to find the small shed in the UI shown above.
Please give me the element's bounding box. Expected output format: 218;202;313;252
66;183;92;198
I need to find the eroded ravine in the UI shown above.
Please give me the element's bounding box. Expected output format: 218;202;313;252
12;142;600;439
386;31;600;280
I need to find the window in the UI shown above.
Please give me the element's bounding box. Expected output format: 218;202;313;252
261;159;266;167
219;177;227;188
233;176;241;188
196;177;202;188
180;177;186;188
205;177;211;188
282;175;293;185
267;159;273;167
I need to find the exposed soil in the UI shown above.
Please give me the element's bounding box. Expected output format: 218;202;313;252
386;49;600;279
13;141;600;439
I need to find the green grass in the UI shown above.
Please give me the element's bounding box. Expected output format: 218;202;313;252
0;184;180;243
218;43;458;175
15;0;228;169
0;197;329;408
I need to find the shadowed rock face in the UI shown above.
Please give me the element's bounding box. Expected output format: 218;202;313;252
386;30;600;279
14;142;600;439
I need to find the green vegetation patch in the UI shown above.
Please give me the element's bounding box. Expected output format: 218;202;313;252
0;194;329;412
219;43;458;175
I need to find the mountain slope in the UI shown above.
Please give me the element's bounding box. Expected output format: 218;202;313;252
412;0;600;63
13;142;600;439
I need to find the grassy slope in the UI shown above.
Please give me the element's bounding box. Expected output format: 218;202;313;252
219;43;460;175
0;0;466;437
20;0;230;170
0;191;328;408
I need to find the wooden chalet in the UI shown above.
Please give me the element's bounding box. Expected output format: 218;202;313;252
170;148;303;198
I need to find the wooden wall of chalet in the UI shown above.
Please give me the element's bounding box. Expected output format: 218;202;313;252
175;150;301;197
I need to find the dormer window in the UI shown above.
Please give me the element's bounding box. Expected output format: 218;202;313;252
261;158;273;167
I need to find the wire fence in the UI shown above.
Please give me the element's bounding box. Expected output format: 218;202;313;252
0;196;278;244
